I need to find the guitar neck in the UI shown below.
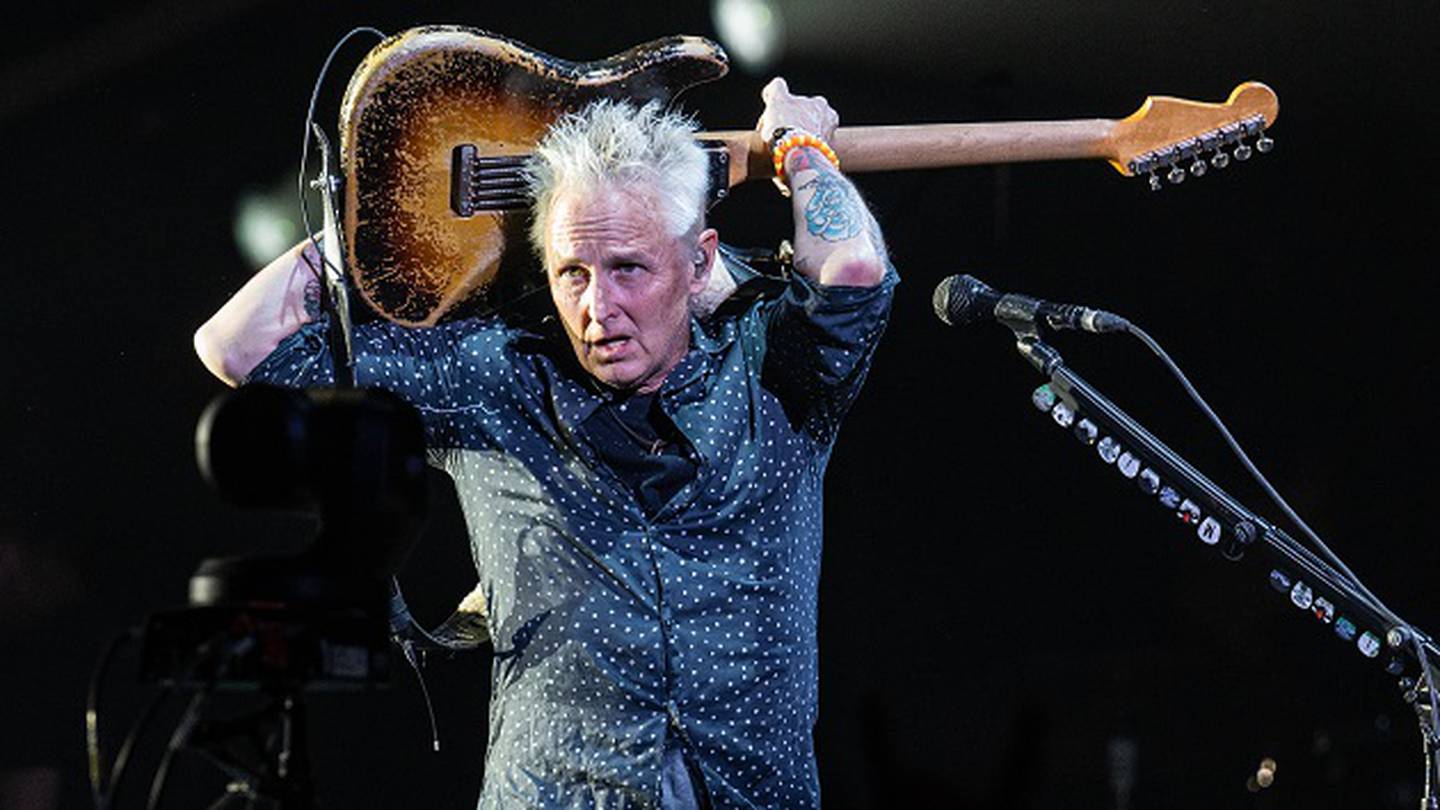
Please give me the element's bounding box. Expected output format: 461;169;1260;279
700;81;1280;189
701;119;1116;188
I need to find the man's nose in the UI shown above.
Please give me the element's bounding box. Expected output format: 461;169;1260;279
582;274;616;323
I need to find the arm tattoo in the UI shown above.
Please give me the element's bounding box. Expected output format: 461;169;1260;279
793;155;864;242
786;145;819;172
303;277;324;320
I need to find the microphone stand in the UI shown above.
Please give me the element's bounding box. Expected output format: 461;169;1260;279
309;123;355;389
1004;326;1440;807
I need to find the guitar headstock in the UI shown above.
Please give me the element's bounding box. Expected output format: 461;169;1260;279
1110;81;1279;190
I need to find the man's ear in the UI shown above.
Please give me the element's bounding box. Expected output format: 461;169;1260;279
690;228;719;293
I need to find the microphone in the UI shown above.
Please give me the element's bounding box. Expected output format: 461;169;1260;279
932;274;1129;333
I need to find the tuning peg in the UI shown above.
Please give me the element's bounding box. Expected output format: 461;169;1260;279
1234;142;1253;161
1189;158;1208;177
1256;134;1275;153
1210;150;1231;170
1167;165;1186;184
1148;171;1163;192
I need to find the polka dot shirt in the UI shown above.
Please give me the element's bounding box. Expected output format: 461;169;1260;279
247;254;898;808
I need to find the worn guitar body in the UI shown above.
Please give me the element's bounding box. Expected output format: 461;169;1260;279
340;26;728;326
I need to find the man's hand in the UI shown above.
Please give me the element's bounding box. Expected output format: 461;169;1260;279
757;77;839;145
756;78;886;288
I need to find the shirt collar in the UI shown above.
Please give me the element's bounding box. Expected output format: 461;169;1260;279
537;314;735;431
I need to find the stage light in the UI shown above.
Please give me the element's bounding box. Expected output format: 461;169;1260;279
232;184;303;268
712;0;785;73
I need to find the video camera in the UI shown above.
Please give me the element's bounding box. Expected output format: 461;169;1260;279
141;384;428;690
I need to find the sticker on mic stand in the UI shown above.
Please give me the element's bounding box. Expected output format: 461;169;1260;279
1073;418;1098;445
1096;436;1121;464
1031;385;1057;412
1289;580;1314;610
1311;597;1335;624
1051;401;1075;428
1176;499;1201;525
1116;452;1141;479
1157;485;1182;510
1138;468;1160;494
1358;631;1382;658
1197;516;1223;545
1268;569;1293;593
1334;616;1358;642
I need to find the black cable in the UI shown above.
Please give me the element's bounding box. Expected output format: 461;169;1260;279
1124;320;1440;739
97;629;248;808
1412;640;1440;759
102;684;174;809
145;690;207;810
399;639;442;753
87;627;141;807
142;635;251;810
1125;322;1400;624
297;26;386;286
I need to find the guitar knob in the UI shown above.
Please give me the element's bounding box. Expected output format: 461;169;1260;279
1189;159;1208;177
1234;142;1253;161
1167;165;1186;184
1210;151;1231;170
1256;135;1275;154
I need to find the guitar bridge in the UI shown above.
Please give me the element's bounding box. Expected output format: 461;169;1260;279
451;145;531;216
452;142;733;217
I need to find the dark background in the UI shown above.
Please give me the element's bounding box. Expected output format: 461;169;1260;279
3;1;1437;808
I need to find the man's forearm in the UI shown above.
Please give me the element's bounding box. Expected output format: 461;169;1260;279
784;146;887;288
194;237;323;386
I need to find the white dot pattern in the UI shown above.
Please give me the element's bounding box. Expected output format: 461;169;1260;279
246;258;899;808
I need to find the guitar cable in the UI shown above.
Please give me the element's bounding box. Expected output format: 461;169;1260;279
1121;320;1440;743
297;26;386;292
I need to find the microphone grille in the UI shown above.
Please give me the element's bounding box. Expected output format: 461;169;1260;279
932;274;988;326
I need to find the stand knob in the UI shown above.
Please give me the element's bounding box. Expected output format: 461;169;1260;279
1221;520;1257;562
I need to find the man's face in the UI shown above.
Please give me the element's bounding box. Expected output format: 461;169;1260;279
545;185;712;394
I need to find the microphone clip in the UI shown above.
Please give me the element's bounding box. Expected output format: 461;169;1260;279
995;296;1042;341
1016;335;1063;375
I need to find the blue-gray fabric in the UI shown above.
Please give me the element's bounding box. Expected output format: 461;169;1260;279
247;255;898;808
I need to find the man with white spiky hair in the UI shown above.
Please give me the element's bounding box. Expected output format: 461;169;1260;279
196;78;895;809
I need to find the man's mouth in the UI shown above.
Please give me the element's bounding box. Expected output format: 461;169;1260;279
588;336;631;357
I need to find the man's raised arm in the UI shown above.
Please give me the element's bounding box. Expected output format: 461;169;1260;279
757;77;887;289
194;238;323;386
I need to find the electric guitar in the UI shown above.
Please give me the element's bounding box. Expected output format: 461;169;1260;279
337;26;1279;326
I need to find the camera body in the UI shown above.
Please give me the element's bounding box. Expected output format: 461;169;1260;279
142;384;428;689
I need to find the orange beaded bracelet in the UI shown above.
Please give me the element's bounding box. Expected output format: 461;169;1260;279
770;128;840;190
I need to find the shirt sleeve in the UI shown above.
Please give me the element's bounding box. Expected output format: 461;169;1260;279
760;260;899;445
245;315;509;451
